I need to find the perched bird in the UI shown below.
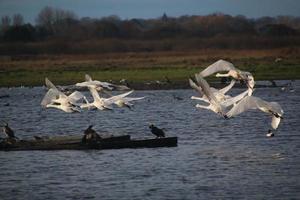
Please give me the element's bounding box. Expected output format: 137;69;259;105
84;125;97;135
149;124;165;138
34;136;44;141
199;59;255;95
82;125;101;144
2;122;17;139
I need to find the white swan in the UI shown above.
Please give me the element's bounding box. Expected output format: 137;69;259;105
76;74;129;91
189;76;226;116
41;78;85;113
46;103;81;113
226;96;284;130
189;74;249;117
80;86;135;110
190;79;236;103
199;59;255;95
114;96;145;108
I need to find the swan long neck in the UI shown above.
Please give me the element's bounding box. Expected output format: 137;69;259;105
216;73;230;77
196;104;210;110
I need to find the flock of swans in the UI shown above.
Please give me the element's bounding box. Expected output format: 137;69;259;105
40;59;284;136
41;74;145;113
189;59;284;136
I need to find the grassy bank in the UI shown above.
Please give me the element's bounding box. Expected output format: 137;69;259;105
1;48;300;87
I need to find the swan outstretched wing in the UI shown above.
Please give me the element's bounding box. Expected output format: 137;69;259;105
123;97;145;101
189;78;204;97
105;90;134;104
88;87;101;101
112;84;130;91
68;91;85;103
85;74;93;81
45;78;59;91
84;74;129;90
195;74;219;105
227;96;283;118
226;96;261;117
199;59;235;77
41;88;60;107
271;116;281;130
221;89;248;108
268;102;284;116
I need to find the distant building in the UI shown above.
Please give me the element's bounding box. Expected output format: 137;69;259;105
162;13;168;21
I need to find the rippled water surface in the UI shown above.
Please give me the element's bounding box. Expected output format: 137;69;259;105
0;81;300;200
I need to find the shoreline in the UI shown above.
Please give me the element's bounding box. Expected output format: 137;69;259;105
0;79;295;91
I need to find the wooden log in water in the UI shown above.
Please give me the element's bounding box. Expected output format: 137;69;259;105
0;135;131;151
0;136;177;151
99;137;178;149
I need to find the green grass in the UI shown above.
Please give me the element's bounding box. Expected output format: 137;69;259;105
0;67;201;87
1;62;299;87
1;49;300;87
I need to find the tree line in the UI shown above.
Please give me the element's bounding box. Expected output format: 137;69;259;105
0;6;300;54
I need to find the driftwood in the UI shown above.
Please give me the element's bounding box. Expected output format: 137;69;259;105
0;135;177;151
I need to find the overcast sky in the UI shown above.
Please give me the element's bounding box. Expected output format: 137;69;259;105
1;0;300;23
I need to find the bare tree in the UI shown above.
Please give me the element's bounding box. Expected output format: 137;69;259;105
36;6;77;34
13;14;24;26
36;6;55;32
1;15;11;31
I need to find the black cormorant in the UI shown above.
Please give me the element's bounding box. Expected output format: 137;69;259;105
2;122;16;139
149;124;165;138
82;125;101;144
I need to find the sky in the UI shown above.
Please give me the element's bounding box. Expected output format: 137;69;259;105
0;0;300;23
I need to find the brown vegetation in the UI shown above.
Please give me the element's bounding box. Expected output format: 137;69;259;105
0;7;300;55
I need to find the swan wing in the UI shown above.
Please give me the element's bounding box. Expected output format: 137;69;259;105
41;88;60;107
85;74;93;81
88;87;101;101
45;77;61;92
195;74;219;105
254;99;283;116
68;91;85;103
226;96;261;117
98;81;114;90
75;81;92;87
271;116;281;130
221;89;248;108
123;97;145;102
104;90;134;104
199;59;236;77
269;102;284;116
112;84;130;91
189;78;204;96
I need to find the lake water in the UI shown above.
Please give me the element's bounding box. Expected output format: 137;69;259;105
0;81;300;200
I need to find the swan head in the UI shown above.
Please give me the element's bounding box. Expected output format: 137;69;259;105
95;86;104;91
